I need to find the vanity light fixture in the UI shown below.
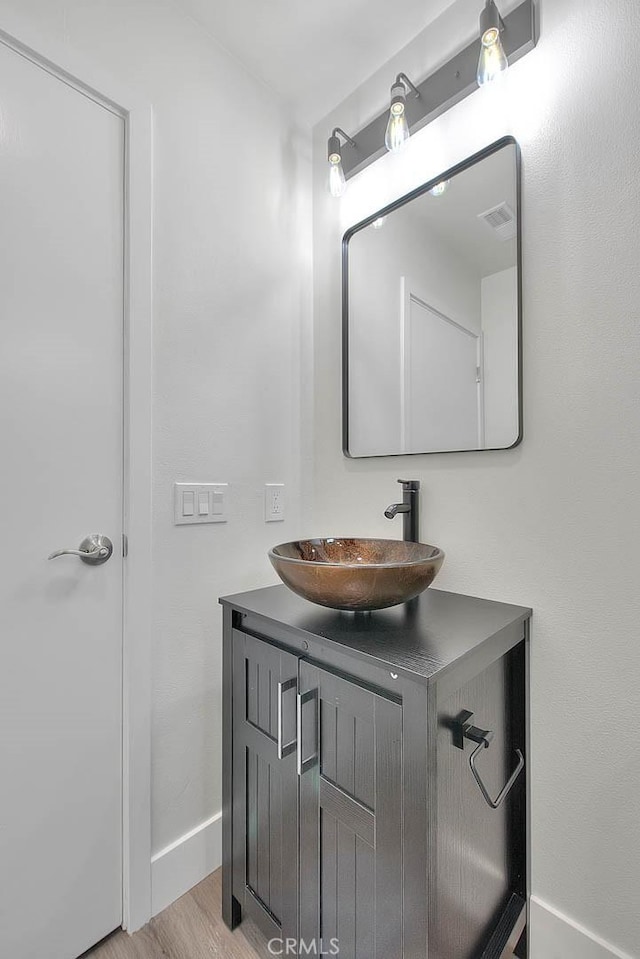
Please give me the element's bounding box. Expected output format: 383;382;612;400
385;74;420;153
477;0;509;86
327;127;356;198
327;0;537;184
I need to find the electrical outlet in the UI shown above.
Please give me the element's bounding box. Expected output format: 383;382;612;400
265;484;285;522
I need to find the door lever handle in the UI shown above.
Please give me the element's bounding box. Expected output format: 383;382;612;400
48;534;114;566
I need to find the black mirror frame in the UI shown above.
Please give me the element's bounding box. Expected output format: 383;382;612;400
341;135;523;459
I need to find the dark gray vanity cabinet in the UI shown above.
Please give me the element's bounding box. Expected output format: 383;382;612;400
221;586;531;959
230;631;299;940
298;662;403;958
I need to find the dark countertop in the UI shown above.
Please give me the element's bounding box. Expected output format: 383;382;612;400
221;585;531;686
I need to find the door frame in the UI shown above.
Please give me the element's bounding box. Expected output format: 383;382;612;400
0;19;154;932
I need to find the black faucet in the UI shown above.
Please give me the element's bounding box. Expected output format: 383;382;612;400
385;479;420;543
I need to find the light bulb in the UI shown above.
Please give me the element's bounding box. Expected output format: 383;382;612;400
385;81;410;153
477;27;508;86
385;105;410;153
429;180;450;197
328;156;346;198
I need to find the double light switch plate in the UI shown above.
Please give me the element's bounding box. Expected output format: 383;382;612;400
174;483;228;525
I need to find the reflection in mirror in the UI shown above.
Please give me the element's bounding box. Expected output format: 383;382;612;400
344;138;521;457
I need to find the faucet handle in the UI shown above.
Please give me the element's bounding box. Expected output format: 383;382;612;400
398;478;420;491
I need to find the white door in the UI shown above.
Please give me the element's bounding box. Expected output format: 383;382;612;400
0;40;125;959
403;292;480;452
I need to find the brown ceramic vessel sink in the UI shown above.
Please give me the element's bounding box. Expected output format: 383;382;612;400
269;538;445;612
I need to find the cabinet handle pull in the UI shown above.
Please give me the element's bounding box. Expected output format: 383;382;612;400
277;678;297;760
297;688;318;776
453;709;525;810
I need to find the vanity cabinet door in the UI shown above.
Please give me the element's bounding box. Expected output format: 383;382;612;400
232;631;299;942
298;662;403;959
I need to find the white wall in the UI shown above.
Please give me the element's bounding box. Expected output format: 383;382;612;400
481;266;519;448
348;207;479;455
312;0;640;956
0;0;312;880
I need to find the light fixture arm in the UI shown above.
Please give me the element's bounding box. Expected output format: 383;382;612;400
332;127;356;149
480;0;505;38
395;73;420;99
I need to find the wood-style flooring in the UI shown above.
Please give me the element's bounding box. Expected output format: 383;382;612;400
84;869;524;959
83;870;272;959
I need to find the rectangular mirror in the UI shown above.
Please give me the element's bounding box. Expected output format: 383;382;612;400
343;137;522;457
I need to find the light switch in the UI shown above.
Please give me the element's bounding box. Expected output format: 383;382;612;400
174;483;228;525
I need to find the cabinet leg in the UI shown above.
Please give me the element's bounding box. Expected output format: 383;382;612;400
514;927;527;958
223;892;242;931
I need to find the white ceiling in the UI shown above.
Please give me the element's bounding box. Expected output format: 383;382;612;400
173;0;460;124
359;143;517;277
410;143;518;275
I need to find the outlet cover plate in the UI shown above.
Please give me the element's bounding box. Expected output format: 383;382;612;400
265;484;285;522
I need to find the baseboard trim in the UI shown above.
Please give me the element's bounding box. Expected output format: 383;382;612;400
150;811;222;917
150;829;638;959
530;896;635;959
